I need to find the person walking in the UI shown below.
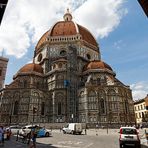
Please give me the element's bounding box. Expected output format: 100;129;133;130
0;126;4;146
29;126;37;148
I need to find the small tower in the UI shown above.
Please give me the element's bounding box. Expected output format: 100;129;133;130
63;8;72;21
0;56;9;89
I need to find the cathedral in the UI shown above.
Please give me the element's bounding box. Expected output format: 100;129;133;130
0;10;135;127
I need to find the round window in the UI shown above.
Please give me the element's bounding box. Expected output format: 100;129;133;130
38;53;42;62
60;50;66;56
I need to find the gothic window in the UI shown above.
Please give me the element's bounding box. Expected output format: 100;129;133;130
108;89;117;111
41;102;45;115
56;93;64;115
97;78;101;85
56;75;64;88
100;99;105;114
36;82;40;88
98;90;106;114
58;63;62;68
13;101;19;115
58;102;61;115
88;91;96;110
57;75;64;80
24;80;27;88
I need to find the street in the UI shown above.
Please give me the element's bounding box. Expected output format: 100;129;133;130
2;129;148;148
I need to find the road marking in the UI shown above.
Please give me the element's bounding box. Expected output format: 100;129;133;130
84;143;93;148
53;144;81;148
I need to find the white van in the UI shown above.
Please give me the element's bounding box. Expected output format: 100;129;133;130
62;123;82;135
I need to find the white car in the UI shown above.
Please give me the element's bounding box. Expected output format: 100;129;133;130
6;125;22;135
119;127;141;148
19;125;51;137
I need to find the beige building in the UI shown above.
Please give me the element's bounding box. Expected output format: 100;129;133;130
0;10;135;127
134;95;148;124
0;56;9;89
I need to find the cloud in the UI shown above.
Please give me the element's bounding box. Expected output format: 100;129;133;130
0;0;127;58
130;81;148;100
74;0;128;38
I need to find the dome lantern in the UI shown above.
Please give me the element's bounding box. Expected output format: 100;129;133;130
63;8;72;21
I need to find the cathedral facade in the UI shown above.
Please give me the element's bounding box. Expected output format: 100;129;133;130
0;10;135;126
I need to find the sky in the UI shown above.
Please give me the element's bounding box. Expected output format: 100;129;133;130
0;0;148;100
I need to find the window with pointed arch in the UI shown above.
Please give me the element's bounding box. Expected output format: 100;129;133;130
98;90;106;114
100;98;105;114
41;102;45;115
108;89;117;111
88;91;97;110
24;80;27;88
56;74;64;88
56;94;64;116
58;102;62;115
58;63;62;68
13;101;19;115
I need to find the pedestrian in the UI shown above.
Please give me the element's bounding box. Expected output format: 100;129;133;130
29;126;37;148
16;129;19;141
0;126;3;145
6;128;11;140
0;126;4;146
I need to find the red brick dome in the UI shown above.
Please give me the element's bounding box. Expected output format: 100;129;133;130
35;10;98;51
18;63;43;74
83;60;113;71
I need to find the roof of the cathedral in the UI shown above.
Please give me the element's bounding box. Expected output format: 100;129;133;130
18;63;43;74
83;60;113;71
35;9;98;51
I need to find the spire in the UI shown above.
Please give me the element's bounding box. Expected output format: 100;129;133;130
63;8;72;21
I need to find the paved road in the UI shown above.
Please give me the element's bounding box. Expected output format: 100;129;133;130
2;129;148;148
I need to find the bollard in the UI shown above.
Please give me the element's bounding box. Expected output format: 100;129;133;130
16;130;19;141
145;130;148;145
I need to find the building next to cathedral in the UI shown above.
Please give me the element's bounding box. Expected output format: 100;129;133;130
0;56;9;89
0;10;135;127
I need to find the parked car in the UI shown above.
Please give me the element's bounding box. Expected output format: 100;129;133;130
6;125;22;135
62;123;82;135
119;127;141;148
19;125;51;138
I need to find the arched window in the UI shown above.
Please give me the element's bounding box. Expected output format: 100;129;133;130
13;101;19;115
88;91;96;110
36;82;40;89
24;80;27;88
98;90;106;114
58;63;62;68
100;99;105;114
41;102;45;115
58;102;61;115
108;89;117;111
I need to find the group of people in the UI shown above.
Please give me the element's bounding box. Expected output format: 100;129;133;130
18;126;37;148
0;125;37;148
29;126;37;148
0;125;11;146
